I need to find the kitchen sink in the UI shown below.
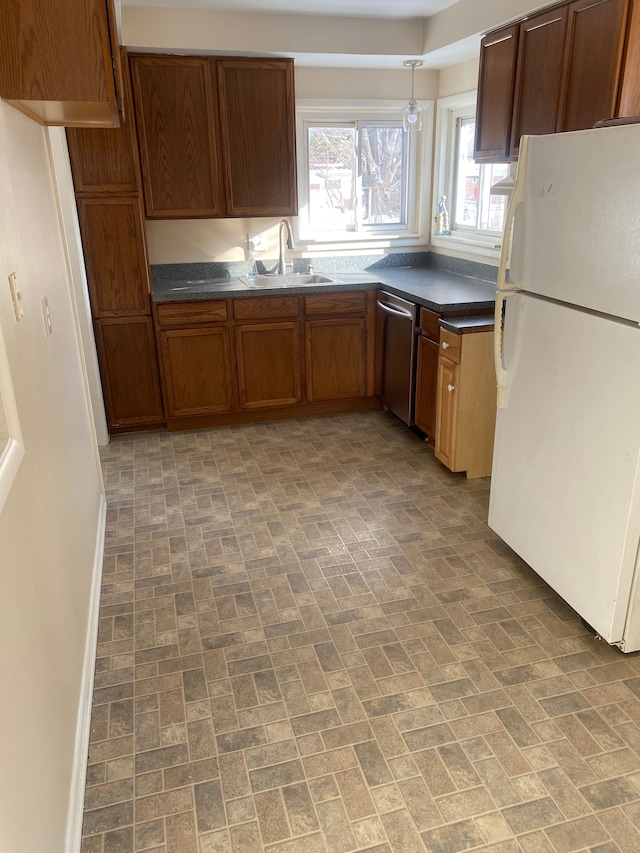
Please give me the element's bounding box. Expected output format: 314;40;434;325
239;273;337;288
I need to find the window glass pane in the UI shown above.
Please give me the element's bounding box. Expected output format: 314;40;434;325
308;126;357;231
479;162;509;231
452;116;507;235
454;117;479;229
360;125;405;225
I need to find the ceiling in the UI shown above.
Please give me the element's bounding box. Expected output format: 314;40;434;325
121;0;475;68
122;0;461;18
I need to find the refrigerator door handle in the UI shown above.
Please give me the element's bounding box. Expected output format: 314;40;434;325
495;136;529;408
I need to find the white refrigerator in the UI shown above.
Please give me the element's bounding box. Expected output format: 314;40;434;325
489;123;640;652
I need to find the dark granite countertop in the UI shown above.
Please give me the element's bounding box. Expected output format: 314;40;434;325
439;314;495;333
152;266;497;314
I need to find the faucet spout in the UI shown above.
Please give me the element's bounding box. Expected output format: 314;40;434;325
278;219;295;275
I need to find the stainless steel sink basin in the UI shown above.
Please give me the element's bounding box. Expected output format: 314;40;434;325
239;273;337;288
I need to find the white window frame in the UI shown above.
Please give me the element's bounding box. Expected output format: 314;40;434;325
0;311;24;515
295;99;432;251
431;90;505;261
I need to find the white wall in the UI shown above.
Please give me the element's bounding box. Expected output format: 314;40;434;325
0;101;104;853
438;57;479;99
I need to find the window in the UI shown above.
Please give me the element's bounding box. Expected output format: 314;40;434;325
432;92;509;258
451;115;508;234
297;102;428;245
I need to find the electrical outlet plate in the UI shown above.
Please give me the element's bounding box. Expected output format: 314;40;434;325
248;232;267;253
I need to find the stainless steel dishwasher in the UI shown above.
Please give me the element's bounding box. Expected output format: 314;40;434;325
376;290;418;426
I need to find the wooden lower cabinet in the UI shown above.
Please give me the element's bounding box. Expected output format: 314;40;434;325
305;318;367;401
94;317;164;429
158;326;234;416
414;334;440;442
236;322;302;408
434;324;496;479
434;356;459;470
153;291;378;429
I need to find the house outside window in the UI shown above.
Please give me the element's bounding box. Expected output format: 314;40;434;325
296;101;431;248
432;91;509;260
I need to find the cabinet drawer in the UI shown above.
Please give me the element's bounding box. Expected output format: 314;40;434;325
419;307;441;341
439;328;462;363
233;296;299;320
156;300;228;327
305;292;366;316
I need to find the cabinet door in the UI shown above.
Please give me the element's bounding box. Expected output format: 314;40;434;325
77;196;150;316
414;335;439;441
159;327;234;416
510;6;568;158
474;24;519;161
306;318;367;402
236;323;302;409
618;0;640;116
129;55;226;217
66;48;139;194
0;0;121;127
218;59;297;216
559;0;628;131
435;356;459;471
94;317;163;429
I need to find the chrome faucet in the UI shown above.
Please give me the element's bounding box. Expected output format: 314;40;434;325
278;219;295;274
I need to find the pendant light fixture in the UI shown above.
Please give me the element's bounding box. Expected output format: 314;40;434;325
402;59;424;132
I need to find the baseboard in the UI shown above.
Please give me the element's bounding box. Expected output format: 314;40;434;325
64;493;107;853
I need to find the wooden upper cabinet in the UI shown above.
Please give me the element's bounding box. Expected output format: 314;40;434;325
218;59;298;216
129;54;298;218
129;55;226;218
510;6;568;158
475;24;519;161
476;0;637;161
66;49;139;194
77;196;150;317
559;0;628;131
0;0;122;127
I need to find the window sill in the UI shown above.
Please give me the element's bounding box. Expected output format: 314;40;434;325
295;233;428;254
430;232;502;262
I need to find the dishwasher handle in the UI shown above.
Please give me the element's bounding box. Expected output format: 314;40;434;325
376;299;414;319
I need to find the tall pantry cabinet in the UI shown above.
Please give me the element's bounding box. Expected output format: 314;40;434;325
66;49;164;431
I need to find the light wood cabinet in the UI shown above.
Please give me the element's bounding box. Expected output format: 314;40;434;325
94;317;164;429
434;320;496;479
0;0;123;127
475;0;639;162
129;54;297;219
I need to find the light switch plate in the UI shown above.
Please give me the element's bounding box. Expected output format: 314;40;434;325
8;273;24;321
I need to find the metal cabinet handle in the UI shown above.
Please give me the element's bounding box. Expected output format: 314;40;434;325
447;384;455;392
442;341;449;349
